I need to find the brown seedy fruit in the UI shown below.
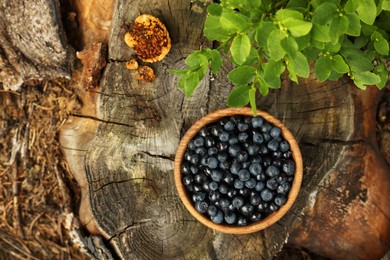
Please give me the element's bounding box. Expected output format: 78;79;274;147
125;58;139;70
124;14;171;63
137;66;156;82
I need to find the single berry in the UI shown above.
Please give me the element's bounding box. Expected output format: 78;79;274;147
237;217;248;226
224;120;236;131
219;198;231;208
209;190;221;202
238;132;249;142
248;144;260;156
251;155;263;164
211;125;223;137
283;160;296;176
267;139;279;152
245;178;257;189
194;136;205;147
181;162;191;175
209;181;219;191
228;135;239;145
207;205;218;217
219;161;230;171
283;151;292;159
208;147;218;156
211;170;223;182
260;123;272;133
205;136;216;147
263;133;272;142
238;169;250;181
183;175;193;186
218;183;229;194
279;141;290;152
207;157;219;169
253;132;264;144
255;181;265;192
224;212;237;224
252;117;263;128
227;188;237;198
277;182;291;195
219;131;230;142
274;195;287;206
266;178;279;190
195;147;207;156
194;173;206;183
230;162;241;175
211;210;224;224
269;203;279;212
195;201;208;214
190;165;199;174
239;187;251;197
201;156;209;167
192;192;206;202
240;204;254;216
261;189;274;202
232;196;244;209
228;144;241;157
270;127;281;138
272;151;282;159
223;173;235;185
237;122;249;132
262;156;272;167
237;150;249;162
250;194;261;206
266;165;280;178
216;142;228;151
259;144;269;155
199;128;208;137
234;179;245;189
257;202;269;212
249;163;262;176
251;212;262;222
202;180;211;191
241;161;251;169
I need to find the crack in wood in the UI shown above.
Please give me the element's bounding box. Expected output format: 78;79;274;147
139;150;175;161
92;177;154;192
107;219;153;242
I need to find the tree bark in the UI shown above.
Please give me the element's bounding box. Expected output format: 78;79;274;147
59;0;390;259
0;0;74;90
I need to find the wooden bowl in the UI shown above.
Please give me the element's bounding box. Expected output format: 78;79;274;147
174;107;303;234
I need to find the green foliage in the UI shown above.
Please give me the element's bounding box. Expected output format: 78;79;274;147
170;0;390;112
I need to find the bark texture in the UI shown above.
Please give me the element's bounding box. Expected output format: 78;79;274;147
59;0;390;259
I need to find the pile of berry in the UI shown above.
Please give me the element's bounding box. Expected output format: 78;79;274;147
181;115;296;226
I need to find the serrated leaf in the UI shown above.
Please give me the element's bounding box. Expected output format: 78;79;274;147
314;56;332;81
329;15;349;44
207;3;223;16
331;54;349;73
227;85;250;107
204;16;231;41
227;65;256;85
267;29;287;61
344;0;359;13
346;13;361;36
356;0;377;25
220;11;250;32
230;34;251;65
263;59;285;89
373;63;389;89
249;87;257;115
311;23;330;42
289;51;310;77
371;31;389;55
255;21;276;47
281;37;299;58
312;2;338;25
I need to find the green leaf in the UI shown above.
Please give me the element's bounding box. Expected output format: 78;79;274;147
346;13;361;36
330;54;349;73
179;72;201;97
207;49;223;74
295;34;311;50
341;48;373;71
285;20;313;37
344;0;359;13
263;59;285;89
220;11;250;32
383;0;390;10
361;23;377;36
354;35;369;48
185;52;209;71
257;76;270;96
286;62;298;82
324;41;341;53
281;37;299;57
255;21;276;47
168;69;188;76
276;9;304;21
314;56;332;81
204;16;231;41
328;70;344;80
311;23;330;42
329;15;349;44
227;65;256;85
371;31;389;55
373;63;389;89
288;51;310;77
242;47;259;66
207;3;223;16
356;0;377;25
287;0;310;9
227;85;250;107
352;71;381;89
230;34;251;65
312;2;338;25
248;87;257;115
267;29;287;61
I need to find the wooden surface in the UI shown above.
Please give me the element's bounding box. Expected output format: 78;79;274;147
59;0;390;259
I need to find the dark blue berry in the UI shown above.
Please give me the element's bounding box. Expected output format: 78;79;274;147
224;120;236;131
257;202;269;212
250;194;261;206
272;151;282;159
241;161;251;169
194;184;202;192
274;195;287;206
209;190;221;202
211;125;223;137
207;157;219;169
190;154;200;165
260;123;272;133
194;173;206;183
232;196;244;209
237;150;249;162
209;181;219;191
262;156;272;167
234;179;244;189
249;163;262;176
190;165;199;174
253;132;264;144
251;155;263;164
252;117;263;128
238;132;249;142
255;181;265;192
266;179;279;190
230;162;241;175
217;152;228;162
216;142;228;151
228;144;241;157
207;205;218;216
227;188;237;198
267;139;279;152
283;160;296;176
237;217;248;226
269;203;279;212
224;212;237;224
205;136;215;147
201;156;209;167
219;161;230;171
256;173;267;182
195;201;208;214
248;144;260;156
237;122;249;132
251;212;262;222
245;178;257;189
270;127;281;138
211;169;223;182
183;175;193;186
208;147;218;156
218;183;229;194
188;140;196;150
228;135;239;145
239;187;251;197
277;182;291;195
211;210;224;224
279;141;290;152
220;198;230;208
192;192;206;202
181;162;191;175
223;173;234;185
259;144;269;155
199;128;208;137
261;189;274;202
195;147;207;156
219;131;230;142
282;151;292;159
263;133;272;142
202;180;211;191
240;204;254;216
184;151;192;161
266;165;280;177
194;136;205;147
238;169;250;181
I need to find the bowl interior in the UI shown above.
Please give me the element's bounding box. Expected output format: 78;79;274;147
174;107;303;234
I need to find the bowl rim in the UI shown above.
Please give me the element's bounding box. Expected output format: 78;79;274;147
174;107;303;234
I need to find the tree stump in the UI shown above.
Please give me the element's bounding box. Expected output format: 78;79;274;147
59;0;390;259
